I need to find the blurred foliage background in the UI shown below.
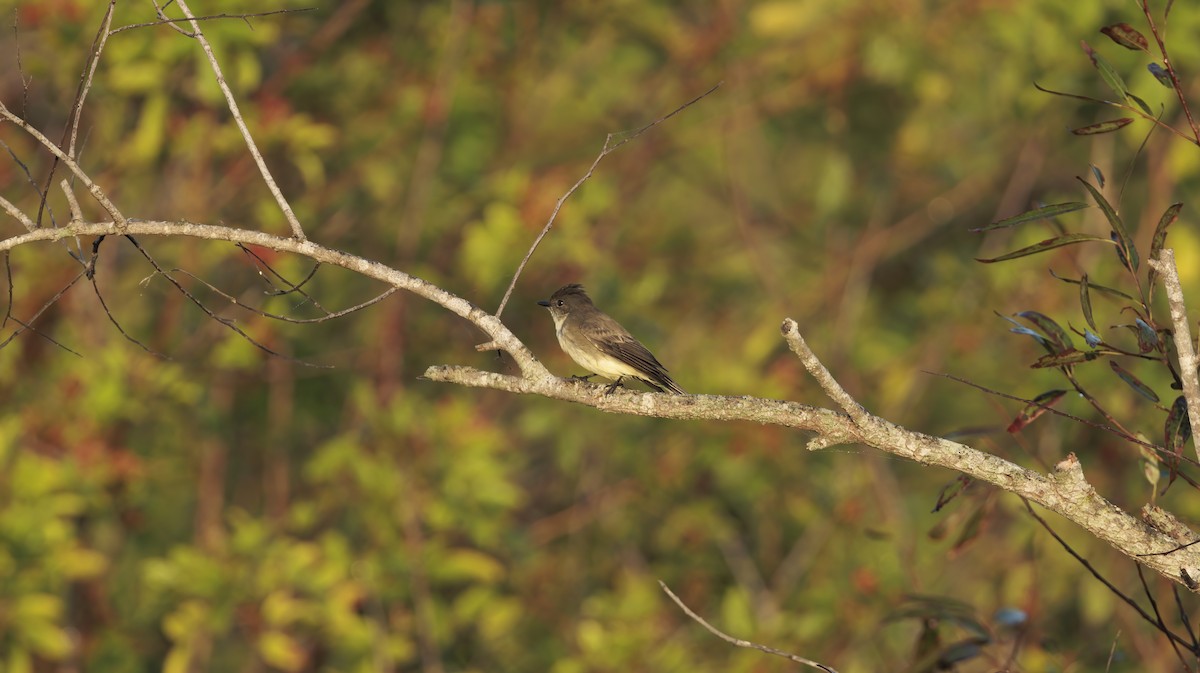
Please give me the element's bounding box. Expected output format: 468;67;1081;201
2;0;1200;671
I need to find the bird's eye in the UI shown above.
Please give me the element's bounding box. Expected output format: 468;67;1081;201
556;299;564;307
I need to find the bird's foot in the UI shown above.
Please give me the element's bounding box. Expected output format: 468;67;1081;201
603;378;624;395
570;373;596;382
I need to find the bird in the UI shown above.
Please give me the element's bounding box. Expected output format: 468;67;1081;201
538;284;685;394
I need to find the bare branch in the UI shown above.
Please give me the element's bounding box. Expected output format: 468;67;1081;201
658;581;838;673
493;82;722;318
0;137;53;228
0;193;34;232
0;100;128;228
0;219;548;376
1148;248;1200;465
67;1;115;160
170;0;308;241
421;361;1200;590
781;318;869;424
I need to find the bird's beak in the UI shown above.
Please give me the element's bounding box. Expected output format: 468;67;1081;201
537;300;550;307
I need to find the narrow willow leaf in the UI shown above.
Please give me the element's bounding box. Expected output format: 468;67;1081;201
1007;389;1067;432
1078;177;1138;272
1148;62;1173;88
1147;202;1183;303
1100;23;1149;51
1072;118;1134;135
932;474;972;512
1081;40;1130;101
1090;164;1105;188
1016;311;1074;352
1165;395;1191;487
950;506;989;557
1033;81;1112;105
1126;92;1153;115
1049;270;1136;301
998;313;1052;351
975;233;1115;263
1080;274;1098;333
1032;349;1099;368
970;202;1089;232
1109;360;1160;402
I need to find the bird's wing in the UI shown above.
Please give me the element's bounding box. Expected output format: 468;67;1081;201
588;326;685;394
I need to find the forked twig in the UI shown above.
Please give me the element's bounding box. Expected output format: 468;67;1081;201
658;581;838;673
125;235;330;368
168;266;397;324
494;82;722;318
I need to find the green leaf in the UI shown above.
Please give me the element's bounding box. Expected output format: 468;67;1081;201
1077;176;1138;273
1049;270;1136;301
1147;202;1183;302
1126;91;1153;115
970;202;1088;232
1109;361;1159;402
1080;40;1130;101
1007;389;1067;433
999;313;1052;351
975;233;1115;263
1080;274;1098;333
1016;311;1073;353
1031;349;1100;368
1071;118;1134;135
1100;23;1149;51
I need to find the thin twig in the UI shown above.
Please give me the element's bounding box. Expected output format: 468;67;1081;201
86;236;168;357
494;82;722;318
167;266;397;324
1141;0;1200;144
931;370;1200;475
170;0;308;241
1136;564;1192;670
658;581;838;673
236;244;326;309
111;7;314;35
0;99;128;228
1023;499;1195;652
0;137;52;229
1;252;11;330
125;235;330;368
0;270;87;352
67;1;115;160
1173;584;1200;653
32;1;116;232
1149;249;1200;465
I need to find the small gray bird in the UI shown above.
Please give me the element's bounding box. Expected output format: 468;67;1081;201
538;284;685;394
